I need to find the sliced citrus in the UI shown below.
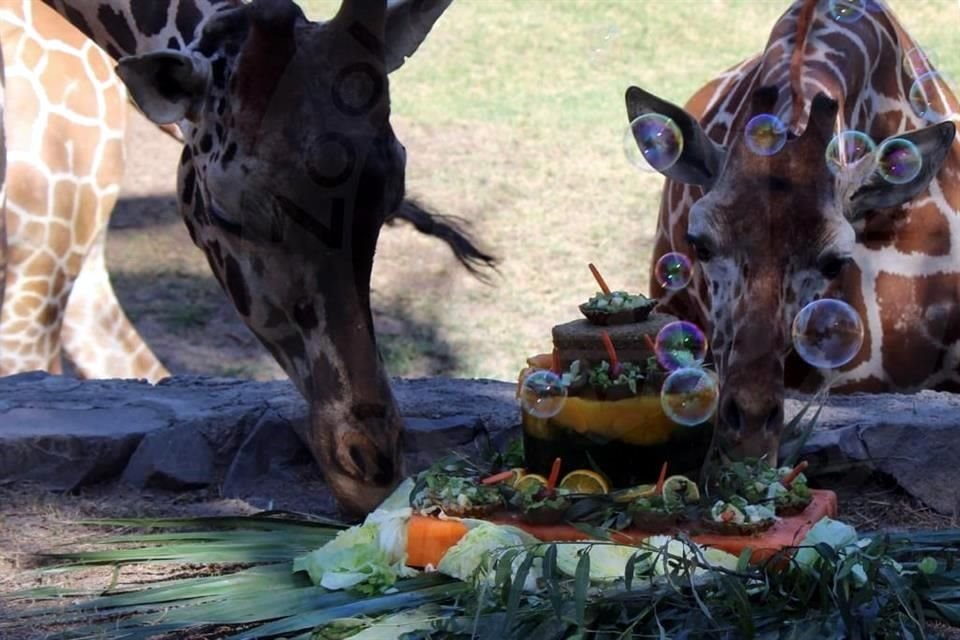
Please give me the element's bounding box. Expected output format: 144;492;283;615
610;483;657;503
509;468;527;487
558;469;610;494
514;473;549;493
661;475;700;510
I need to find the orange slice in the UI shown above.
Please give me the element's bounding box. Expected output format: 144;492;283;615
514;473;549;493
558;469;610;494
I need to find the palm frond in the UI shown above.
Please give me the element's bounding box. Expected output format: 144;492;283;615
29;516;343;569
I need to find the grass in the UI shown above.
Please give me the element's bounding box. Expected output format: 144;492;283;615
107;1;960;382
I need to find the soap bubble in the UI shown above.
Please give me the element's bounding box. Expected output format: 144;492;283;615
744;114;788;156
902;46;939;79
587;24;620;67
520;370;567;419
825;131;876;175
828;0;866;22
909;72;953;123
655;252;693;291
655;321;708;371
661;367;719;427
791;299;864;369
877;138;922;185
623;114;684;173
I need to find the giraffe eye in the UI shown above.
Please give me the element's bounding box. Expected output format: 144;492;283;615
819;255;852;279
685;233;713;262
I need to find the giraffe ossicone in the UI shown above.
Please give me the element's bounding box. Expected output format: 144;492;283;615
631;0;960;468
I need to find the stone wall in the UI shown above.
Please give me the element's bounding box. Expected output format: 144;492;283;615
1;372;958;515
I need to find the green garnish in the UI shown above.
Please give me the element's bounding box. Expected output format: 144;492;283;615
583;290;654;312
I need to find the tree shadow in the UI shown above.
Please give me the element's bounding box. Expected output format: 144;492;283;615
109;194;181;231
98;268;464;380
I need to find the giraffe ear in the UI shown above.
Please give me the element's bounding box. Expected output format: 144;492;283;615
384;0;454;73
848;121;956;218
626;85;725;188
116;52;211;125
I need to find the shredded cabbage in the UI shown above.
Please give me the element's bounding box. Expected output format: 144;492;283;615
555;542;650;582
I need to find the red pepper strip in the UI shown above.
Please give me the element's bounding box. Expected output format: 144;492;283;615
781;460;809;489
551;348;562;375
481;470;515;486
547;457;562;492
601;331;621;377
655;461;669;495
589;263;611;295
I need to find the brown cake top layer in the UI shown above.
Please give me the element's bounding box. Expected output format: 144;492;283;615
552;313;678;365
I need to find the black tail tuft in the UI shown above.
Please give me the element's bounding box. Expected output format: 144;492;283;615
386;199;500;284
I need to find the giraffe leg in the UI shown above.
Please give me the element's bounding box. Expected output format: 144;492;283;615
60;229;169;383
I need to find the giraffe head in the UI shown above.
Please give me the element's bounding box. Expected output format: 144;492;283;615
114;0;453;516
626;84;956;465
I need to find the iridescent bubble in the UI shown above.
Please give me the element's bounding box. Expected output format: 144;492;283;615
655;321;708;371
744;114;787;156
876;138;922;185
909;72;953;123
828;0;866;23
791;299;864;369
661;367;719;427
902;46;939;79
587;24;620;67
655;252;693;291
825;131;876;175
520;370;568;419
623;114;684;173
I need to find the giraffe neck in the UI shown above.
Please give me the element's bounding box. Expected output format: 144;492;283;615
739;0;949;140
42;0;239;59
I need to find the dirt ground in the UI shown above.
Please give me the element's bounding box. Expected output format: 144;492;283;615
1;470;958;639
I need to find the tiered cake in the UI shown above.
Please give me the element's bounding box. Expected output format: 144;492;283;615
518;294;714;488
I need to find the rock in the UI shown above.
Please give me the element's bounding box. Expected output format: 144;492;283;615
782;391;960;515
0;372;519;497
122;427;215;490
0;404;169;490
222;410;310;498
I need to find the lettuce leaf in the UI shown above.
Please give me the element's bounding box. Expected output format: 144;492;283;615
292;505;417;595
437;521;540;589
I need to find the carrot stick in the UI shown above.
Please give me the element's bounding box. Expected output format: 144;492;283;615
589;263;611;295
644;334;657;352
601;331;621;376
406;515;468;568
551;348;562;375
781;460;809;489
481;470;515;485
655;461;669;494
547;457;562;492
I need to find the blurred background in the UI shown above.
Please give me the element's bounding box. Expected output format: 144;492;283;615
107;0;960;383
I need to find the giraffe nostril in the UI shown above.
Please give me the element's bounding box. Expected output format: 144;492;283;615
764;405;784;432
721;397;743;432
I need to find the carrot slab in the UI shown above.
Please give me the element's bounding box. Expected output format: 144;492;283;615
405;491;837;570
405;515;469;568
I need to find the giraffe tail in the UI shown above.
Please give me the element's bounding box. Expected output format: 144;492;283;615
387;198;500;283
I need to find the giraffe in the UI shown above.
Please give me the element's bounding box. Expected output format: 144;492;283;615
627;0;959;466
20;0;455;516
0;0;492;385
0;0;169;381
